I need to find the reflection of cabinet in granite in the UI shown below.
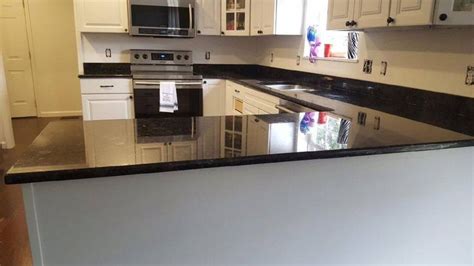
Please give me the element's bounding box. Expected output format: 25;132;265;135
221;116;247;157
84;120;136;167
135;141;197;164
247;115;297;156
197;118;222;159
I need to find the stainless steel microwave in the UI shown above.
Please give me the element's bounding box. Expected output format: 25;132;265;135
129;0;195;38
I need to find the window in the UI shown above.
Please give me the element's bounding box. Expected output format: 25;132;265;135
304;0;359;61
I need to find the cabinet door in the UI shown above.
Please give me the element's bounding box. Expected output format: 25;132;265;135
353;0;391;28
82;94;134;121
74;0;129;33
169;141;197;162
246;116;269;156
389;0;435;26
197;0;221;35
261;0;276;35
435;0;474;25
250;0;263;35
136;143;168;164
225;83;235;115
327;0;355;30
203;79;225;116
221;0;250;36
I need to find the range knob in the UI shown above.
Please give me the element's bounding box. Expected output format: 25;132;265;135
176;55;182;60
184;55;190;60
134;54;140;59
142;54;148;59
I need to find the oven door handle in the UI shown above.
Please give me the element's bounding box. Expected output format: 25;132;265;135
134;81;202;86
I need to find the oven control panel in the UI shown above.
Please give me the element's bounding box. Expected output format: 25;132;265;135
131;50;193;65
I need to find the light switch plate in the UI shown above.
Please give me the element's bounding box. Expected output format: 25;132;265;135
466;66;473;85
380;61;388;76
205;51;211;60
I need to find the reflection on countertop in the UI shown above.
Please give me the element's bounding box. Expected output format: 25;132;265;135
5;105;473;184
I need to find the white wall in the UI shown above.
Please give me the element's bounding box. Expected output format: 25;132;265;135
26;0;82;117
0;52;14;149
80;33;259;69
256;28;474;98
24;147;474;265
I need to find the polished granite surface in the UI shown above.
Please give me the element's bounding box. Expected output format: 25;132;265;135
4;110;473;184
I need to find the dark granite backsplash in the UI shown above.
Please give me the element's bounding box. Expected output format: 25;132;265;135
83;63;131;76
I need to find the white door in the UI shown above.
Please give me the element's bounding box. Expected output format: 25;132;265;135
74;0;129;33
353;0;391;28
389;0;435;26
82;94;134;121
136;143;168;164
327;0;355;30
435;0;474;25
0;0;37;117
196;0;221;35
169;141;197;162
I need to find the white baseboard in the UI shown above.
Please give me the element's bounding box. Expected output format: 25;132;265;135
38;110;82;118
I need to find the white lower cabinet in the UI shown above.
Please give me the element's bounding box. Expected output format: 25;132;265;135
203;79;225;116
246;116;270;155
82;94;134;121
136;141;197;164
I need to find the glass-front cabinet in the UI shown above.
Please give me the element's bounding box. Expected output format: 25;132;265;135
435;0;474;25
221;0;250;35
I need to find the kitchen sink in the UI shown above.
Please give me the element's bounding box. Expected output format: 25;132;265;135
261;82;316;92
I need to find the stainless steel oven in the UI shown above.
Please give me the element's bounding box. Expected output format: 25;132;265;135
131;50;203;118
129;0;195;38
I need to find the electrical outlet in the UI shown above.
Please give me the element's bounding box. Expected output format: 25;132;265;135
296;55;301;66
466;66;473;85
105;48;112;58
205;51;211;60
380;61;388;76
270;53;274;63
357;112;367;126
363;60;373;74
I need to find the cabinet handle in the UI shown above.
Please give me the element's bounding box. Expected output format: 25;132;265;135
345;21;351;27
254;118;260;122
234;89;240;93
258;30;263;34
221;31;225;35
387;17;395;24
439;13;448;21
100;85;114;88
350;20;357;26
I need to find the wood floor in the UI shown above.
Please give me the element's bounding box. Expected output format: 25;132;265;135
0;117;65;266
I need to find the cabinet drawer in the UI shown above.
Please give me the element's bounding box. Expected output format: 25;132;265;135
80;79;132;94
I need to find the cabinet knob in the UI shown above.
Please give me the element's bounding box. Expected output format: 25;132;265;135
235;89;240;93
258;30;263;34
129;95;133;100
197;30;201;34
345;21;351;27
203;80;207;84
254;119;259;123
221;31;225;35
387;17;395;24
350;20;357;26
439;13;448;21
124;28;128;32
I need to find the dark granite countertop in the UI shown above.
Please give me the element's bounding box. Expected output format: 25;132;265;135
4;111;473;184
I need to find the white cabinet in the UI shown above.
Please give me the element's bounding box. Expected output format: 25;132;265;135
246;116;269;155
251;0;304;36
203;79;225;116
221;0;251;36
80;78;134;121
389;0;435;26
196;0;222;35
328;0;356;30
74;0;129;33
353;0;391;29
82;94;134;121
136;141;197;164
435;0;474;25
328;0;440;30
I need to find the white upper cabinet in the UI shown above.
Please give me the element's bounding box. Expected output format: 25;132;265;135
74;0;129;33
435;0;474;25
221;0;251;36
353;0;391;29
328;0;356;30
196;0;222;35
251;0;304;36
389;0;435;26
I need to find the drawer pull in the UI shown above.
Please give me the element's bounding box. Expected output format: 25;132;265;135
100;85;114;88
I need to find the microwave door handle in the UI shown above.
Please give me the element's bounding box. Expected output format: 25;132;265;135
188;4;192;30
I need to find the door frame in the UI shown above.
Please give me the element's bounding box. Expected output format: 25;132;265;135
0;53;15;149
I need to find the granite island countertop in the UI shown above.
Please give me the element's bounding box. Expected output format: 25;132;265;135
4;111;473;184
